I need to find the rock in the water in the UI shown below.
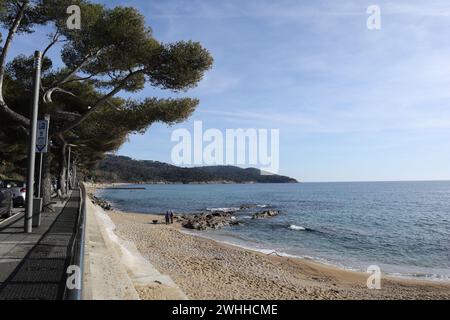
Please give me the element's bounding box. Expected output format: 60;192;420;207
239;204;257;210
252;210;279;219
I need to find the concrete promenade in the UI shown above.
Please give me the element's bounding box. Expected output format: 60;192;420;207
82;193;186;300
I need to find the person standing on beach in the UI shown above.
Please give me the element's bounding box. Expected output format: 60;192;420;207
170;210;174;224
165;211;170;225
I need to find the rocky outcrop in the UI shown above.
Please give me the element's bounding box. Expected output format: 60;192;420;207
175;208;281;231
90;195;112;211
176;212;241;231
252;210;279;219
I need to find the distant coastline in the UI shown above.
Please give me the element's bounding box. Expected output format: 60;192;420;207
90;155;298;184
99;180;298;185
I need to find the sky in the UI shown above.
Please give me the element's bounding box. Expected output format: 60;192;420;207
6;0;450;182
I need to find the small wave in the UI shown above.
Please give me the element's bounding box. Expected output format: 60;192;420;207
386;272;450;283
239;204;270;210
289;224;316;232
289;225;306;231
206;207;240;213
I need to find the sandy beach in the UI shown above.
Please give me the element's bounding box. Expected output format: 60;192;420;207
101;206;450;300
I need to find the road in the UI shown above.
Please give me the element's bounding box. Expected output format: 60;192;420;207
0;208;25;226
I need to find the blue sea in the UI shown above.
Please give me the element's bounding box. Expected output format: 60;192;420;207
97;181;450;281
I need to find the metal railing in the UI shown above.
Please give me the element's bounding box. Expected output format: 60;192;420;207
64;182;87;300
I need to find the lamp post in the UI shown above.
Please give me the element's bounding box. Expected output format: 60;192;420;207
24;51;42;233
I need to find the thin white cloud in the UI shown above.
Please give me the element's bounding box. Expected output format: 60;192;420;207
199;109;322;128
142;0;450;20
193;70;242;95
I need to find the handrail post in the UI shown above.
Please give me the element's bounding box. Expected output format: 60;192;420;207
64;182;86;300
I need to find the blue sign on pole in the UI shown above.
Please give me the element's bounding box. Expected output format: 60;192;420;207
36;120;49;153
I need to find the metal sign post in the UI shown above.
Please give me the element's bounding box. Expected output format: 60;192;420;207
67;145;71;192
24;51;42;233
36;115;50;198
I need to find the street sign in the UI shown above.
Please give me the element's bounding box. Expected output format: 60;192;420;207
36;119;49;153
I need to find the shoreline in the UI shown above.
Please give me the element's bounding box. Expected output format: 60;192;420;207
107;209;450;299
177;228;450;284
87;184;450;299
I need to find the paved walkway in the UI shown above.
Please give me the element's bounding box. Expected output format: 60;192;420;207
0;191;81;300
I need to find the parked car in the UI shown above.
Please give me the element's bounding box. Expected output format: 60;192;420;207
0;189;13;218
0;180;26;207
